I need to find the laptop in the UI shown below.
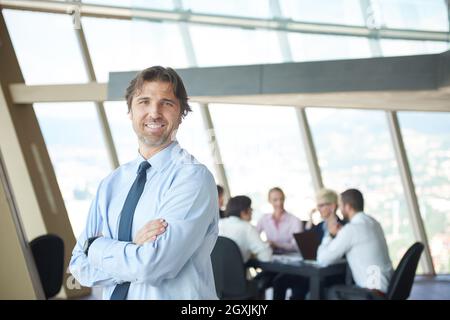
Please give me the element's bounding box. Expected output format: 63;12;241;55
293;230;321;261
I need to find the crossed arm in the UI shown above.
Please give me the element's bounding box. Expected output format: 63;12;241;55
69;166;218;287
68;185;167;287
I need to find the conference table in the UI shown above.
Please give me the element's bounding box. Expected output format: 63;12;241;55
247;254;349;300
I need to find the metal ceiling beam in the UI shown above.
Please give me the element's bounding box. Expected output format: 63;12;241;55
387;111;435;275
74;23;120;169
1;0;449;42
172;0;231;200
9;82;108;103
295;107;323;192
9;82;450;112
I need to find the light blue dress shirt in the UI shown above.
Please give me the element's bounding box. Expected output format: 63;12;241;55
69;141;219;299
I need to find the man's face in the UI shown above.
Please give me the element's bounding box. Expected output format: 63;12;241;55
129;81;181;149
339;199;350;220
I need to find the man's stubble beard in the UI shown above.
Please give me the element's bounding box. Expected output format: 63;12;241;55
138;126;179;148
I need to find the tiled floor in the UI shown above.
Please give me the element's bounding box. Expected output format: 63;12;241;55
80;275;450;300
409;274;450;300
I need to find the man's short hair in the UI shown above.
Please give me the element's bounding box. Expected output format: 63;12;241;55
217;185;224;196
225;195;251;218
341;189;364;212
125;66;192;118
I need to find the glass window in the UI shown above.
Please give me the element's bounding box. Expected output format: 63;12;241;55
288;33;372;62
399;112;450;273
181;0;271;18
189;25;283;67
307;108;416;267
104;101;218;180
34;103;111;237
176;104;219;182
82;17;188;82
376;0;449;32
380;40;449;57
103;101;137;164
3;10;88;85
279;0;365;26
210;104;315;224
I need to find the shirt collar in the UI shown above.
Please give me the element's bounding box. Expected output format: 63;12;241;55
271;210;288;222
135;140;180;173
351;211;365;222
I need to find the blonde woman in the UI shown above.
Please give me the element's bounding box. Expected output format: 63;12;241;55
256;187;303;254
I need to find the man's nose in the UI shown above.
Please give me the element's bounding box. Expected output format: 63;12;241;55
146;102;162;117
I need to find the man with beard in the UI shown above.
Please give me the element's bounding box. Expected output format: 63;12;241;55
317;188;393;298
69;66;219;299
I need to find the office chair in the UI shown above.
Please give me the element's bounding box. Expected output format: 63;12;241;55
211;236;261;300
29;234;65;299
329;242;424;300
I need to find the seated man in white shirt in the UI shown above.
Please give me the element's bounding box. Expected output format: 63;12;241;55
317;189;394;298
219;195;272;263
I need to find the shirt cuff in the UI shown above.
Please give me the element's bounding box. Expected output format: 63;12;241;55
88;237;117;270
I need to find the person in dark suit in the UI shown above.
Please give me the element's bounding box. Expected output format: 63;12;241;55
309;188;346;242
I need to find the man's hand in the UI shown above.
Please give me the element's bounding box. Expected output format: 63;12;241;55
133;218;168;246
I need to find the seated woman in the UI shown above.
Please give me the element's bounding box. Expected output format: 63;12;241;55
256;187;303;253
219;195;272;263
308;188;346;242
255;187;303;298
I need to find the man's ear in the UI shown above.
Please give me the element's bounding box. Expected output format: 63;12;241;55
342;203;349;214
128;108;132;120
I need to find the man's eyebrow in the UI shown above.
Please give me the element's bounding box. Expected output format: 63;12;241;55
161;98;177;104
136;97;149;101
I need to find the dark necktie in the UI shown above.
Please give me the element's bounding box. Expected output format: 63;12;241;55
110;160;151;300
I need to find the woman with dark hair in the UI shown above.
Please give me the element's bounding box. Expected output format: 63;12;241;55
219;195;272;263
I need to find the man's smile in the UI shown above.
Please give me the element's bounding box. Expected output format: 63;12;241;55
144;122;166;134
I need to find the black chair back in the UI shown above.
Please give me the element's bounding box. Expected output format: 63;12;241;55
387;242;424;300
29;234;64;299
211;236;250;299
